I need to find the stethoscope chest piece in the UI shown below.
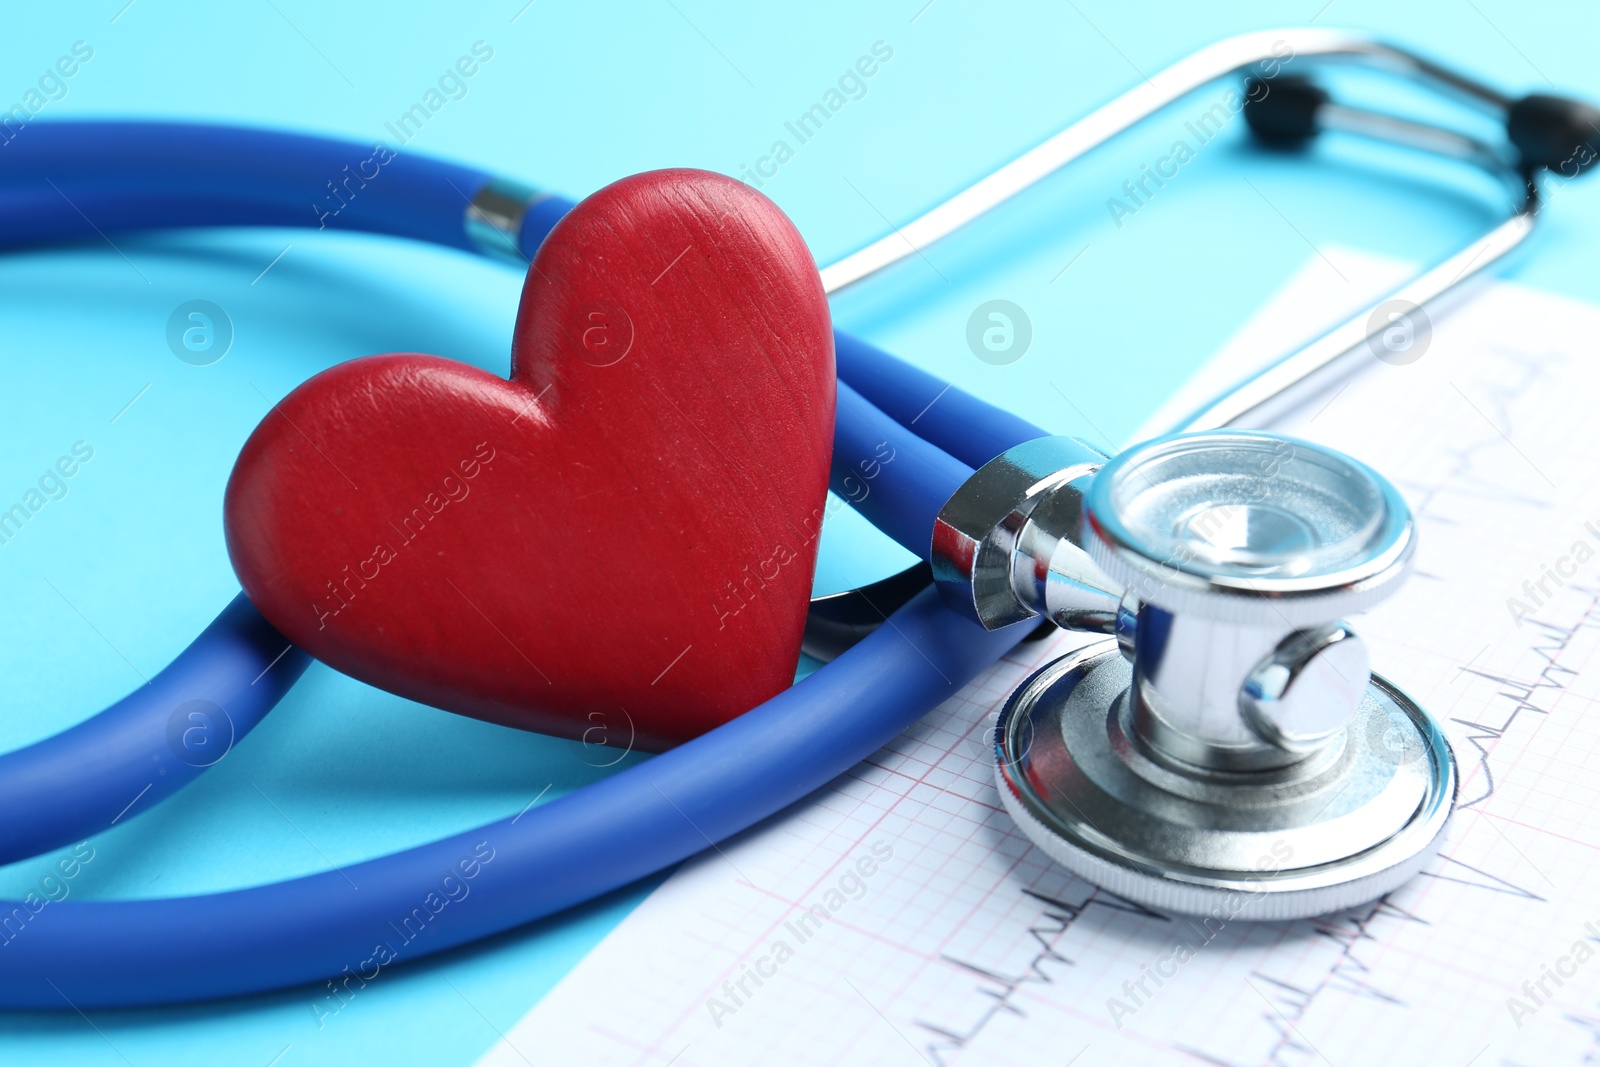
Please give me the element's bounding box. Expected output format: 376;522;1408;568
994;640;1455;920
943;431;1457;919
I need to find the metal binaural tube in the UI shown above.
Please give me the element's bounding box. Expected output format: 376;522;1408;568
819;28;1517;296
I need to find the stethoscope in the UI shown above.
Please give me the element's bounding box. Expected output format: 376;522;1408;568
2;28;1596;1009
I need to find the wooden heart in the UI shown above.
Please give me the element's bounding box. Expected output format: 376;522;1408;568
224;169;834;749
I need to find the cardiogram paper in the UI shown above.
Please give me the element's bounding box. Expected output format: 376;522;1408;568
478;248;1600;1067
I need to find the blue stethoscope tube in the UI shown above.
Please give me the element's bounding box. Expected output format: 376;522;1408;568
0;121;1043;471
0;122;1044;1008
833;330;1047;469
0;598;309;869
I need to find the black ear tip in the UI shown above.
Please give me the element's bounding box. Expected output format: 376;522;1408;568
1242;75;1329;149
1508;93;1600;176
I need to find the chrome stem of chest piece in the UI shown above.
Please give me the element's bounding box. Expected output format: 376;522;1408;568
932;431;1456;920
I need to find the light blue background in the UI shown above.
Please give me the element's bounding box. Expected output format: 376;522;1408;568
2;1;1598;1063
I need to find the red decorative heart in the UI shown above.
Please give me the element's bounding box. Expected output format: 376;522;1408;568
224;169;834;750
